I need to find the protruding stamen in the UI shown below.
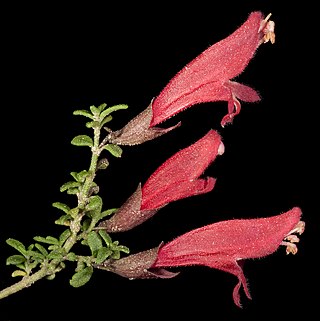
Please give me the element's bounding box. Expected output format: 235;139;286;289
258;13;272;32
285;235;300;243
259;13;275;44
281;220;305;255
281;241;298;255
287;221;306;236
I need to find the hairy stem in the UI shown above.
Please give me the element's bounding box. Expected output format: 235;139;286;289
0;262;53;299
0;120;103;300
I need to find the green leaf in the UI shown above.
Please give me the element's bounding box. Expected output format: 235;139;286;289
73;110;94;119
34;243;48;256
86;121;100;129
52;202;70;214
87;231;103;256
100;104;128;119
47;250;64;260
66;252;77;261
70;170;88;182
59;229;71;245
6;255;26;265
55;214;72;226
47;236;59;244
12;270;27;277
81;218;91;231
69;207;79;218
81;239;88;246
116;245;130;254
89;105;100;115
67;187;79;195
69;266;93;288
100;115;113;128
48;244;59;251
98;230;112;247
71;135;93;147
76;261;86;272
6;239;27;256
86;195;103;212
87;209;100;220
33;236;59;245
16;263;26;270
28;261;40;271
60;181;81;192
99;208;117;220
103;144;123;157
27;250;45;261
110;250;120;260
96;247;112;264
97;103;107;112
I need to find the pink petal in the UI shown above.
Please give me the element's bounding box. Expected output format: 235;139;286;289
150;11;274;127
141;177;216;211
152;207;304;307
141;129;224;210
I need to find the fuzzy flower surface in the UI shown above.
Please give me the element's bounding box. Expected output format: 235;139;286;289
96;207;305;308
98;129;224;232
150;11;275;128
152;206;304;307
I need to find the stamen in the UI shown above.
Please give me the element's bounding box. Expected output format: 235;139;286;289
281;241;298;255
287;221;305;236
281;221;305;255
285;235;300;243
258;13;272;33
259;13;275;44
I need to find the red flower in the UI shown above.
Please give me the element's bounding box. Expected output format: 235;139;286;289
95;207;304;308
152;207;305;307
150;11;275;128
97;129;224;232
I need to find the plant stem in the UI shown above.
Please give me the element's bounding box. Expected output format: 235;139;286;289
0;120;103;300
0;263;51;299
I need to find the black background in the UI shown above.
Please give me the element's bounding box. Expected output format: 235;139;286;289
1;1;317;320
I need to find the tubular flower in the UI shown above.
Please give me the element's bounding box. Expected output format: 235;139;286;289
152;206;305;307
97;129;224;232
95;207;305;308
150;11;275;128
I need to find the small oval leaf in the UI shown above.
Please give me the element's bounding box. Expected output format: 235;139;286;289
69;266;93;288
59;229;72;245
55;214;72;226
103;144;123;157
96;247;112;264
52;202;71;214
60;181;81;193
100;104;128;119
12;270;27;277
89;105;100;115
86;195;103;212
99;208;117;220
33;236;59;245
87;231;103;256
98;230;112;247
71;135;93;147
6;239;27;256
73;110;94;119
34;243;48;256
6;255;26;265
